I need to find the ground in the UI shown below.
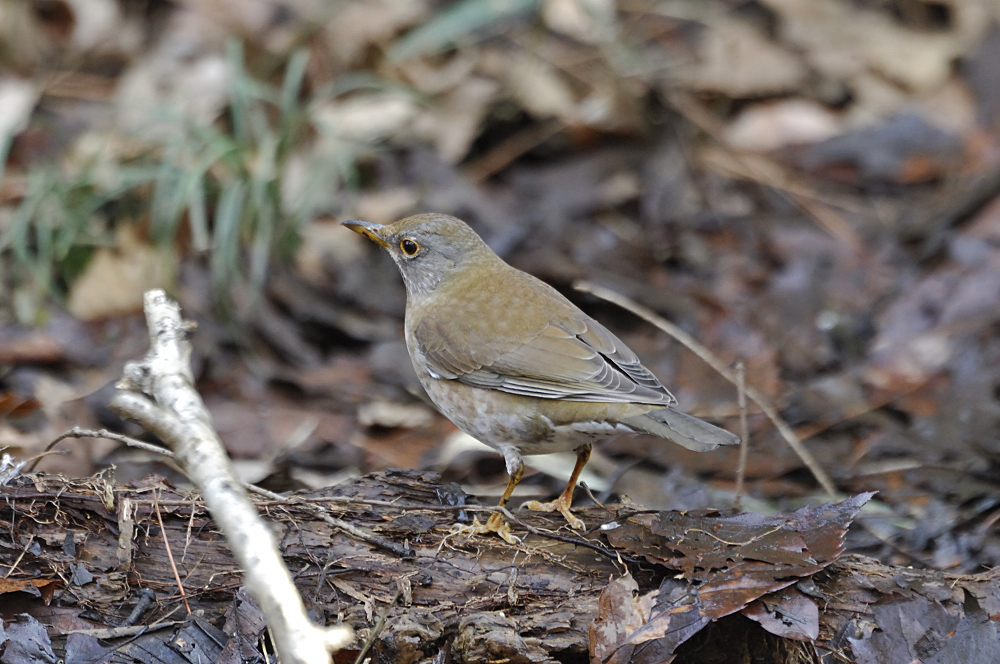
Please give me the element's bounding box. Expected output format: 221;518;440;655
1;1;1000;662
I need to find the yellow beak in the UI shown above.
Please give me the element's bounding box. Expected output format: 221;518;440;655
342;219;391;249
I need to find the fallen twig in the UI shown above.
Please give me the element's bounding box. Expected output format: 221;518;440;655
26;426;173;473
733;361;749;509
153;489;191;614
109;289;353;663
352;589;402;664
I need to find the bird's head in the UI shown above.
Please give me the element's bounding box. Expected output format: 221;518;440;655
343;214;499;298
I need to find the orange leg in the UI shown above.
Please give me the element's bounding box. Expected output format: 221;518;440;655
523;443;591;531
496;461;524;509
451;459;524;544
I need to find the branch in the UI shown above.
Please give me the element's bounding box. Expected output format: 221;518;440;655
109;289;352;663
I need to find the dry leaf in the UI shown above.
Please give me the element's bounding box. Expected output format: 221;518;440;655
541;0;617;44
67;225;174;321
591;494;873;659
742;588;819;641
0;77;38;141
672;18;806;97
507;54;578;122
724;100;842;151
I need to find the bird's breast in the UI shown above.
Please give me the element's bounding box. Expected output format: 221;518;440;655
411;366;641;455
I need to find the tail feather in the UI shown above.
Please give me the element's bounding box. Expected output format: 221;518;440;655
623;407;740;452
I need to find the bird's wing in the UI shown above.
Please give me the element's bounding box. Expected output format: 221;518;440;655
415;311;677;405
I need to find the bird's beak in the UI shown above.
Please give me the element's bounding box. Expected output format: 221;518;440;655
342;219;391;249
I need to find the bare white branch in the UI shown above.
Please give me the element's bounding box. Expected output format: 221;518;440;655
111;290;352;663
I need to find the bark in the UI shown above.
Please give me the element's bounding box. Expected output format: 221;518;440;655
1;470;997;664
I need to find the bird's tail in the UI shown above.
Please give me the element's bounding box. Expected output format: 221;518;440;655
622;407;740;452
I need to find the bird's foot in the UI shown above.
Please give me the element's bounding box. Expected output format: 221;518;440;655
522;495;585;531
449;512;520;545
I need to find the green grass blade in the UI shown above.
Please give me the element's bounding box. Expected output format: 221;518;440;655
188;174;210;252
280;48;309;120
226;39;250;144
210;179;246;295
388;0;538;62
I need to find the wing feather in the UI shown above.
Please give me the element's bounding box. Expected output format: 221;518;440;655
417;316;676;405
411;266;676;405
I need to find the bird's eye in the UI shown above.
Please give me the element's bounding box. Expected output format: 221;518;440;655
400;239;420;257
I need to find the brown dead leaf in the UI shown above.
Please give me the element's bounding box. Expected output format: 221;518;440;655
0;578;62;604
801;114;963;182
218;587;267;663
294;218;369;284
542;0;617;44
313;92;420;145
0;613;58;662
416;76;500;162
589;574;675;664
742;587;819;641
357;401;435;429
606;493;873;604
325;0;429;66
591;494;872;659
67;225;174;321
672;18;807;97
0;313;104;366
0;393;42;419
507;54;578;122
850;592;1000;664
61;0;124;52
283;354;374;403
763;0;977;93
589;575;710;663
354;418;454;472
865;237;1000;394
114;11;231;135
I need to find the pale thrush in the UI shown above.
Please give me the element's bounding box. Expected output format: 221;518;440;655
344;213;739;541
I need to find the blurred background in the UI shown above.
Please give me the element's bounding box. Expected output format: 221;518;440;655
1;0;999;573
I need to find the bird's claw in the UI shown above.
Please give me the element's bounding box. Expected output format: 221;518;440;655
449;512;521;545
523;497;585;531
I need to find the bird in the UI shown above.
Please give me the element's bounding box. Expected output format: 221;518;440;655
343;213;739;542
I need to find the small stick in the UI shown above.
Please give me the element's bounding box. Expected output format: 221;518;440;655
733;362;750;509
27;427;174;472
575;281;838;498
3;534;35;579
353;589;402;664
579;481;607;510
153;489;191;614
465;120;563;182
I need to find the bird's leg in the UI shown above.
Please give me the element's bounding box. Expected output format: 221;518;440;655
483;460;523;543
523;443;591;531
496;453;524;509
451;450;523;544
